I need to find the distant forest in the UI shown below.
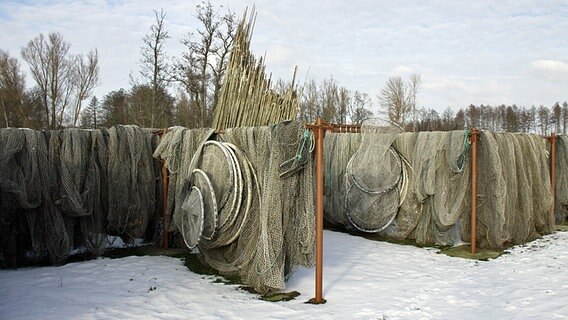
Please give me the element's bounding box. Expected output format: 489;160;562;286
1;2;566;134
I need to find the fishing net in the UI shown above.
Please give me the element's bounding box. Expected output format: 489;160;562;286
107;125;160;239
215;120;315;293
56;129;107;255
154;120;315;293
473;132;554;247
1;125;161;267
152;127;215;243
344;118;406;232
325;129;555;249
1;129;45;266
324;132;361;227
555;135;568;224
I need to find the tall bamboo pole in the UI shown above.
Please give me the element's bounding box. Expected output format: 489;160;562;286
211;8;299;130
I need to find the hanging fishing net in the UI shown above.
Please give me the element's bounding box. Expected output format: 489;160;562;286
152;127;215;244
324;129;556;249
154;120;315;294
1;129;48;266
107;125;160;239
218;121;315;293
191;169;218;240
180;186;204;248
555;135;568;225
342;118;407;232
1;125;162;267
472;132;554;248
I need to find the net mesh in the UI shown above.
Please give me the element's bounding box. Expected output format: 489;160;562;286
154;120;315;294
325;129;556;249
555;135;568;225
0;126;161;267
344;118;406;232
107;125;160;239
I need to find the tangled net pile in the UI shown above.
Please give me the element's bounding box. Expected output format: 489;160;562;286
556;135;568;225
0;126;161;267
325;128;558;249
155;120;315;294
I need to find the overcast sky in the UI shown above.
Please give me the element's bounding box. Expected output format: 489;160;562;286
1;0;567;113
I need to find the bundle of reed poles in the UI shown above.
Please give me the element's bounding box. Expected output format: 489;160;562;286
212;8;299;129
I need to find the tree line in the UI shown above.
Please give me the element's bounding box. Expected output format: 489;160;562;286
377;74;567;135
1;1;566;134
403;102;568;135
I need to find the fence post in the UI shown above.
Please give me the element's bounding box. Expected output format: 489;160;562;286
306;117;329;304
155;128;170;249
549;133;557;219
470;128;479;254
161;158;170;249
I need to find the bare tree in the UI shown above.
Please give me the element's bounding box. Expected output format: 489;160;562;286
100;89;129;127
562;101;568;134
465;104;480;128
337;86;350;124
408;73;421;131
21;32;98;129
523;106;538;133
454;109;466;130
0;50;26;127
174;89;200;128
349;91;373;124
299;79;319;123
139;9;171;128
72;49;99;126
22;33;72;129
379;76;409;126
210;7;235;114
480;104;499;131
537;105;551;135
552;102;561;134
415;107;441;131
129;84;174;128
441;107;455;131
175;1;235;127
504;105;520;132
320;77;338;123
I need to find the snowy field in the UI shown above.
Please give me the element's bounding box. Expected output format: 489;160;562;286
1;230;567;320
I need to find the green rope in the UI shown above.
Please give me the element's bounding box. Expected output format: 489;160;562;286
279;129;315;178
456;130;470;172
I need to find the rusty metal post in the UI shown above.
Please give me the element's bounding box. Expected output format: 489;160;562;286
161;159;170;249
156;128;170;250
314;117;325;303
306;117;327;304
470;129;478;254
550;133;557;218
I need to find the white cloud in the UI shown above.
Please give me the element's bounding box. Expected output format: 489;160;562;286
391;65;414;76
0;0;567;110
530;60;568;81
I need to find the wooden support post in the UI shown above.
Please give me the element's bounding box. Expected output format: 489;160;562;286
306;117;329;304
550;133;557;219
161;159;169;249
155;128;170;250
470;129;479;254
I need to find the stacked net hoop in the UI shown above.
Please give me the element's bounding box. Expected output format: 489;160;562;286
344;118;408;232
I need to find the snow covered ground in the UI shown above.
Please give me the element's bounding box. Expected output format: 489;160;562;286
1;230;567;320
